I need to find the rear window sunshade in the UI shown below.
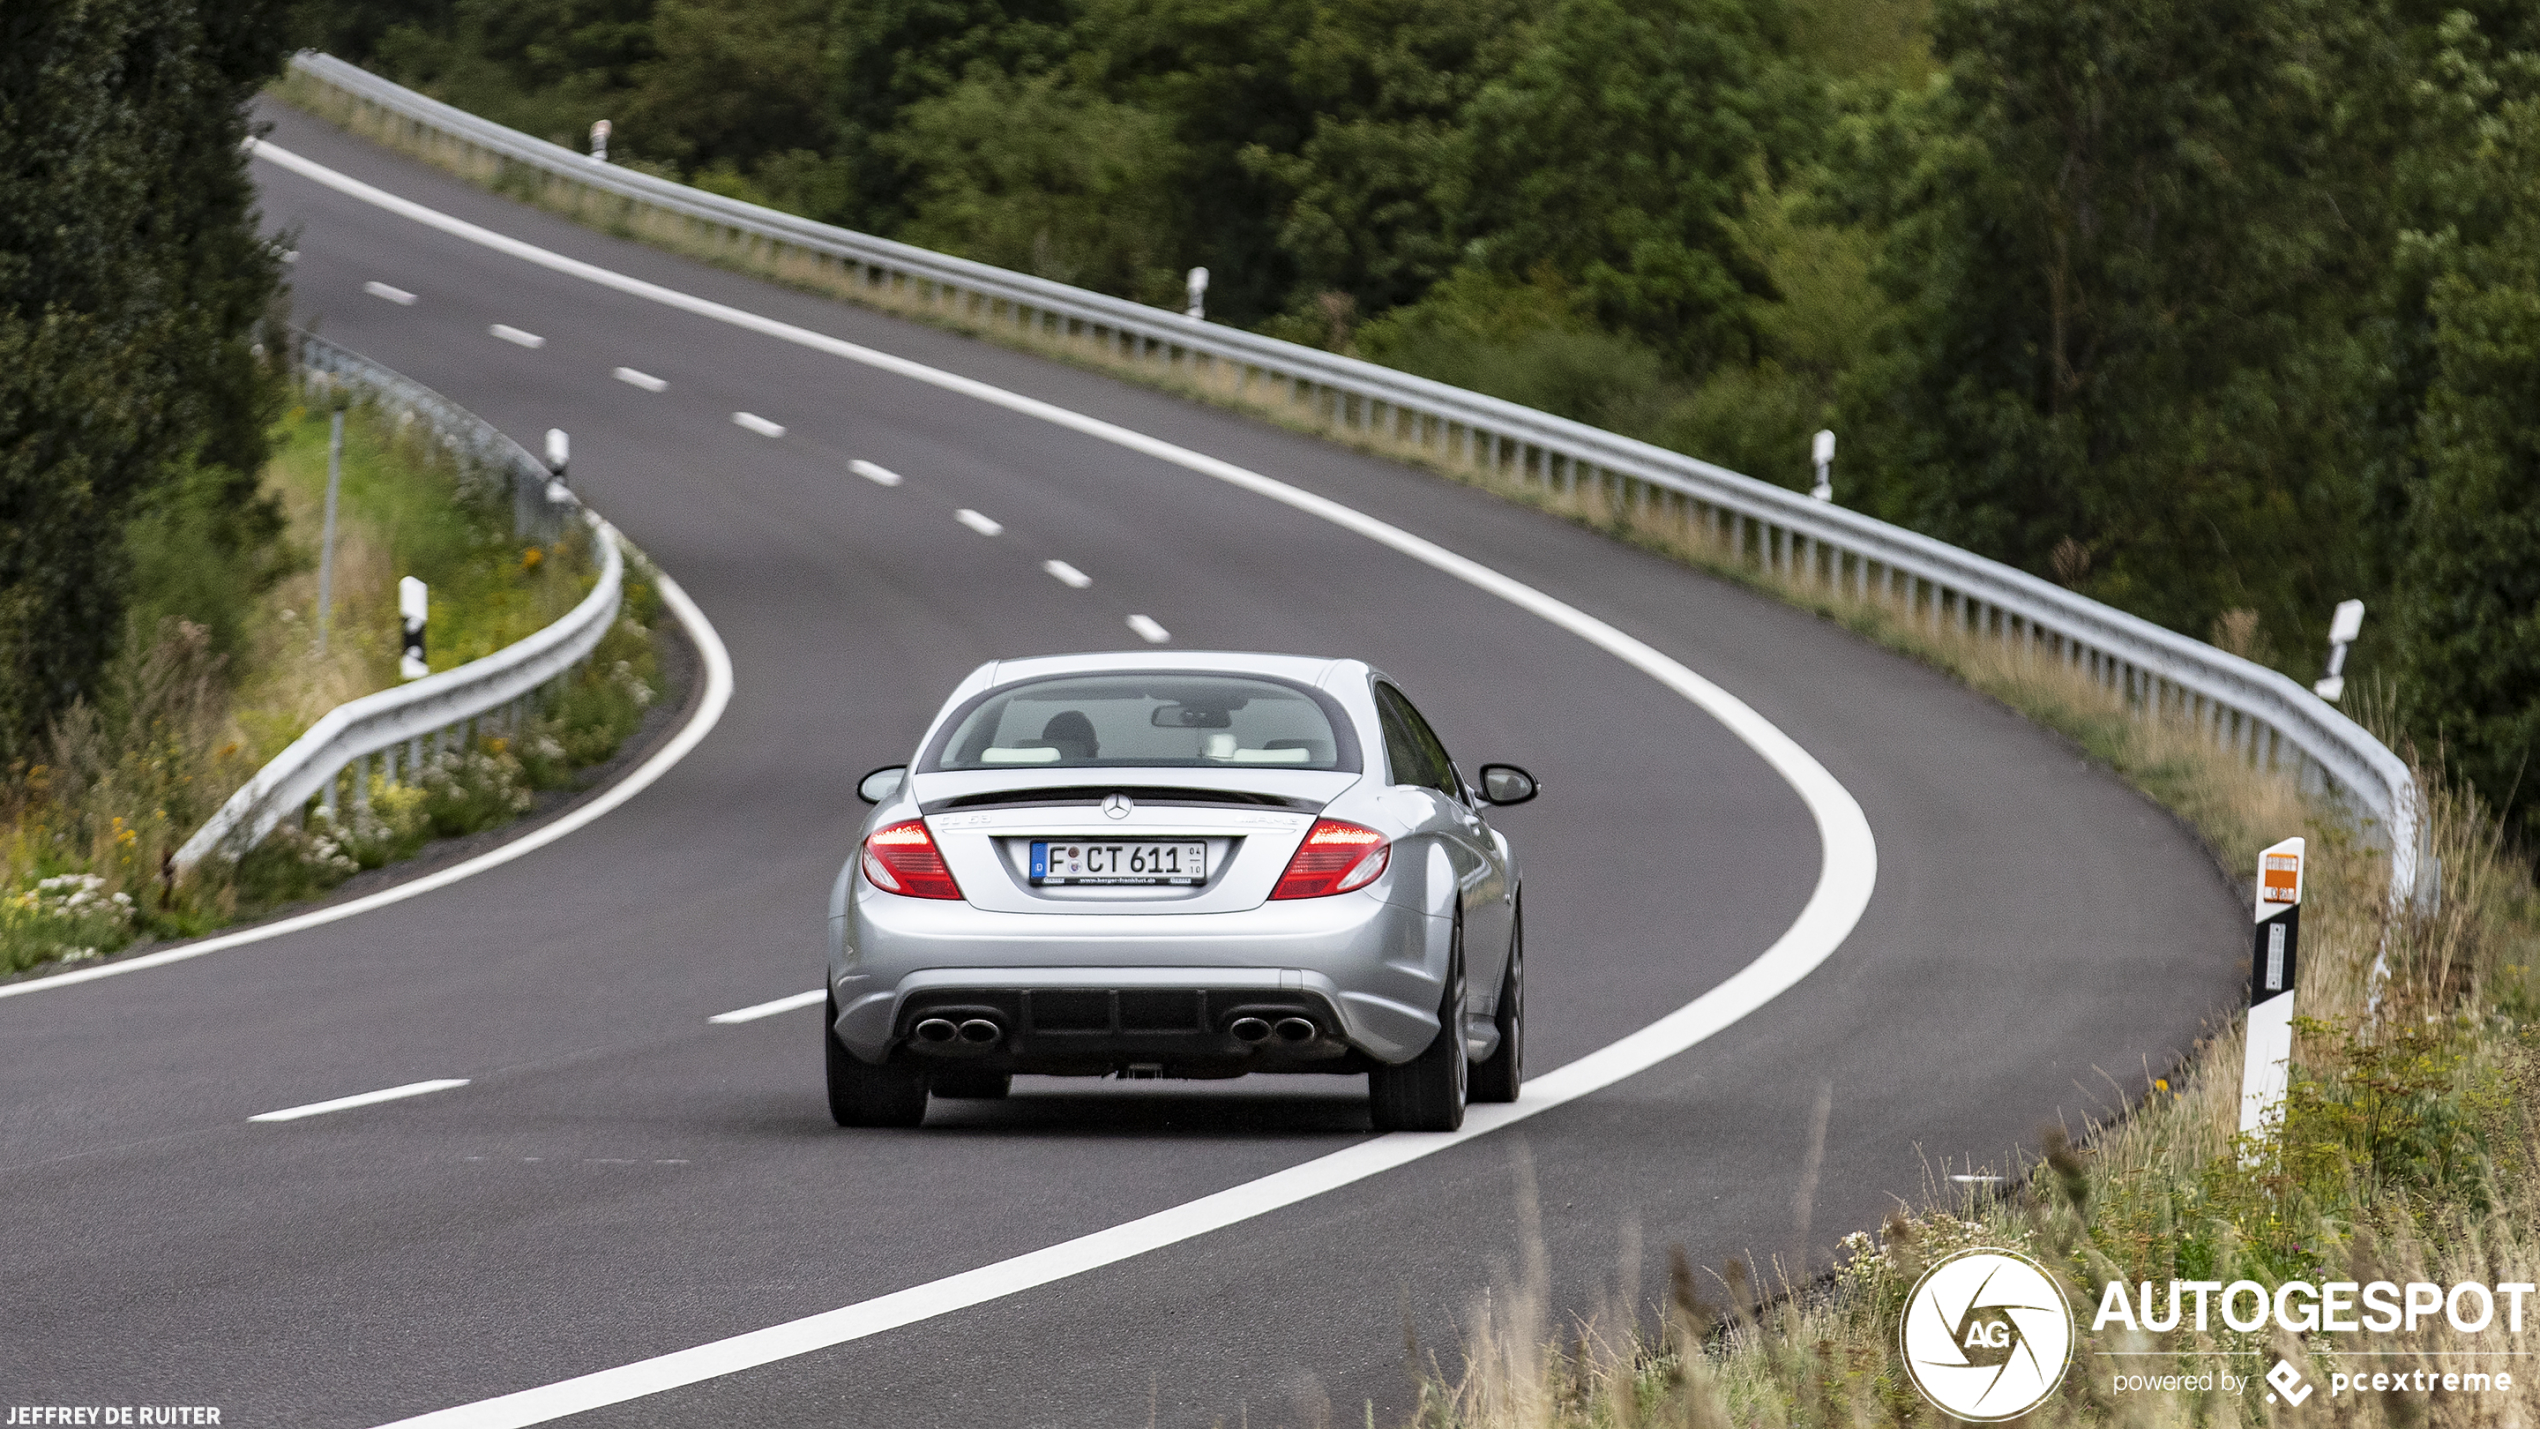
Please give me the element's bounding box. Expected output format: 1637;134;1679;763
919;786;1325;814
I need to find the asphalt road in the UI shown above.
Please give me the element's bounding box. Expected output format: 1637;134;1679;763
0;100;2244;1429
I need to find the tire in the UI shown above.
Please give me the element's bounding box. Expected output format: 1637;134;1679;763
1369;921;1467;1132
826;992;930;1127
1469;897;1523;1104
929;1069;1012;1100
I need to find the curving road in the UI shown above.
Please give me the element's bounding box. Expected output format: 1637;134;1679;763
0;101;2242;1428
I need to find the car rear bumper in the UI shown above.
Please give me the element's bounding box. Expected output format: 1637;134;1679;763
831;883;1450;1068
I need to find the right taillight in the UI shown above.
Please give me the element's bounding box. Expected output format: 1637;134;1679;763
1271;819;1390;899
861;819;963;900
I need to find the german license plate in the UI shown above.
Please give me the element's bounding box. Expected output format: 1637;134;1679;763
1030;840;1207;885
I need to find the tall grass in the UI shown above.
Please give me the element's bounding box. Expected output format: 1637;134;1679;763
1399;484;2540;1429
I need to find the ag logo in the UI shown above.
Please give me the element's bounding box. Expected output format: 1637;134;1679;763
1899;1248;2074;1421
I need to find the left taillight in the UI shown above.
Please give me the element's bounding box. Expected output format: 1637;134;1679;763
861;819;963;900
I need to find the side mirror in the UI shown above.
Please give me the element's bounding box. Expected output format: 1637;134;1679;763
856;765;908;805
1475;763;1538;806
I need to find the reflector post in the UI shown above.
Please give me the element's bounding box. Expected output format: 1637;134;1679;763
2239;836;2303;1149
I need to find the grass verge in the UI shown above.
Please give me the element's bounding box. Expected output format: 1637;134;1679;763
1398;488;2540;1429
0;398;667;977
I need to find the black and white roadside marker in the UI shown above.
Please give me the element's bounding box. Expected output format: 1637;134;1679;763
399;575;430;680
2238;836;2303;1146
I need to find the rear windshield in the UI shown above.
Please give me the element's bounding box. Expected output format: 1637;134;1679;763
927;674;1355;772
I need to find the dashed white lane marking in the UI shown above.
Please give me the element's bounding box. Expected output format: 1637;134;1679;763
613;367;668;392
364;280;417;305
1042;560;1092;589
731;412;786;438
848;459;903;487
954;508;1003;536
247;140;1875;1429
708;989;824;1025
1126;614;1171;644
490;324;546;349
250;1078;469;1123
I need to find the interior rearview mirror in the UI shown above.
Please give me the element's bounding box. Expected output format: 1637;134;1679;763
856;765;908;805
1475;763;1538;806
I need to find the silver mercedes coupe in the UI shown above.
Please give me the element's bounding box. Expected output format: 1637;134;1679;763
825;651;1537;1131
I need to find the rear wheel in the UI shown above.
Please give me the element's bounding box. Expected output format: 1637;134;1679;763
1370;924;1466;1132
929;1069;1012;1100
826;992;930;1127
1469;898;1523;1104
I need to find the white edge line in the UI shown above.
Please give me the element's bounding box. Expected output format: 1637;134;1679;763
250;1077;470;1123
249;137;1879;1429
708;989;825;1025
0;541;734;1002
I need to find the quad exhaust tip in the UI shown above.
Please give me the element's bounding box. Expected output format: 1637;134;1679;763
913;1017;959;1044
1228;1017;1273;1044
1273;1017;1318;1044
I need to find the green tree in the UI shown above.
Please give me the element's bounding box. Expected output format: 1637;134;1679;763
1237;0;1525;317
1064;0;1313;323
887;71;1186;300
823;0;1078;227
0;0;291;760
365;0;658;149
1457;0;1801;374
2393;31;2540;843
1845;0;2391;657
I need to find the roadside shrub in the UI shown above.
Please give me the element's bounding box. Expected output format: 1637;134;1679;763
0;874;138;974
416;744;533;835
228;740;534;907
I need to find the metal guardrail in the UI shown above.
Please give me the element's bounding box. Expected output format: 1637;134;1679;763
171;333;624;871
285;52;2422;905
299;331;576;543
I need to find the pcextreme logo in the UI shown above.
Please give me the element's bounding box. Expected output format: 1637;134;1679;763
1900;1248;2077;1421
